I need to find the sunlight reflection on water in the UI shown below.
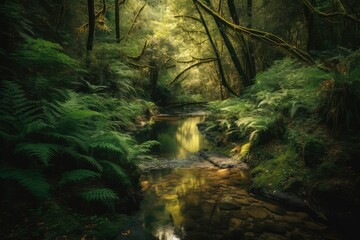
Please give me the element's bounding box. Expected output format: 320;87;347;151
153;115;208;158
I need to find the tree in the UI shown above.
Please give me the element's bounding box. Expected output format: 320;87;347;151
204;0;250;87
87;0;95;51
115;0;120;43
193;0;238;96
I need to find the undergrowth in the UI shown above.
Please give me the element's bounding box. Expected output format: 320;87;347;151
203;57;360;196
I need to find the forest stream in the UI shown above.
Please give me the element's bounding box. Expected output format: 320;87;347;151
133;114;343;240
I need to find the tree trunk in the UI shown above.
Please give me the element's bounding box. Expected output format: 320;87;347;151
193;0;237;96
115;0;120;43
227;0;239;24
205;0;250;87
247;0;252;28
227;0;256;84
87;0;95;51
303;0;321;50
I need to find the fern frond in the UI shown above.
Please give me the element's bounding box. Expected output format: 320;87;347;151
101;160;131;186
91;131;134;157
0;168;49;198
66;149;103;172
80;188;119;201
127;140;159;162
59;169;101;185
240;143;251;156
15;143;61;166
12;38;79;68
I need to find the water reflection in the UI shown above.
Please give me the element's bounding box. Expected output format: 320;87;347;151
153;116;208;158
139;168;342;240
139;168;249;240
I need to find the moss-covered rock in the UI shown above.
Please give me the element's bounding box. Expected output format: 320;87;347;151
302;138;326;167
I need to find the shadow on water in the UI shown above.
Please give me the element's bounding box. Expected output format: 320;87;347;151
135;115;344;240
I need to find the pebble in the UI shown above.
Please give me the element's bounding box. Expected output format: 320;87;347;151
247;208;269;219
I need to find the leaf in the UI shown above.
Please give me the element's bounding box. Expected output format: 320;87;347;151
59;169;101;185
81;188;119;201
0;168;50;198
15;143;61;166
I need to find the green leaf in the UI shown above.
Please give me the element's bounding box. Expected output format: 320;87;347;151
81;188;119;201
0;168;50;198
59;169;101;185
15;143;61;166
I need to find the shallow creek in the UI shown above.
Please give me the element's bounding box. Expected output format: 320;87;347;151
135;115;343;240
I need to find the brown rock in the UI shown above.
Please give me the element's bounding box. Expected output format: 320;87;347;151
247;208;269;219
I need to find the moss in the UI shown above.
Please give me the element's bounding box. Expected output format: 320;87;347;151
302;138;326;167
251;147;309;195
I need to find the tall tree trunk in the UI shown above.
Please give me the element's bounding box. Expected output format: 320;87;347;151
204;0;250;87
247;0;252;28
193;0;237;96
303;0;321;50
227;0;239;24
115;0;120;43
227;0;256;83
87;0;95;51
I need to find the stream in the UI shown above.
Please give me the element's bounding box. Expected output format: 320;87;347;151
134;114;343;240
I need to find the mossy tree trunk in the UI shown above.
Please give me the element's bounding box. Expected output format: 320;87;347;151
193;0;237;96
204;0;250;87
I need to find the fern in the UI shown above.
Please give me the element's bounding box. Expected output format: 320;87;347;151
15;143;61;166
0;81;43;126
66;149;103;172
12;38;79;68
91;131;134;157
101;160;131;187
80;188;119;201
59;169;101;185
127;140;159;162
0;168;49;198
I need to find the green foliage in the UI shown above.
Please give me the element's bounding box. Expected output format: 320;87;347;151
0;2;34;39
59;169;101;185
0;168;49;198
81;188;119;202
0;80;153;208
12;38;79;68
251;147;307;194
302;138;326;167
102;160;131;187
320;50;360;135
15;143;61;166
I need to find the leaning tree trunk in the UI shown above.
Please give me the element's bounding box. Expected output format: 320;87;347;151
204;0;250;87
87;0;95;51
193;0;237;96
115;0;120;43
227;0;256;83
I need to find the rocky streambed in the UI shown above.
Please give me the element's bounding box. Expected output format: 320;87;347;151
136;152;342;240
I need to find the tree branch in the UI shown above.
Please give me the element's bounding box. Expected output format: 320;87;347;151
301;0;360;23
195;0;316;66
169;58;217;85
174;15;202;23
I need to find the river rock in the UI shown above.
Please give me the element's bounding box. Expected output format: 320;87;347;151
247;208;269;219
282;215;303;224
229;218;243;230
254;221;287;234
263;202;286;215
219;201;241;211
235;212;250;220
304;221;328;231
